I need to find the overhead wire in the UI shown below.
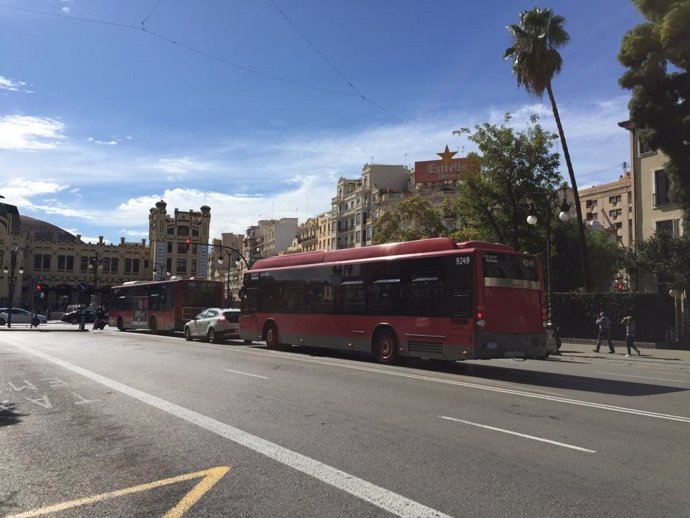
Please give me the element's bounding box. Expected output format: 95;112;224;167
0;2;402;118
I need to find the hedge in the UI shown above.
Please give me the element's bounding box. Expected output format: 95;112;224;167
550;292;676;343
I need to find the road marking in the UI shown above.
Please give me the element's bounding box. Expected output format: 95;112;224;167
224;368;268;379
13;344;451;518
594;371;686;383
7;466;230;518
440;416;596;453
235;348;690;424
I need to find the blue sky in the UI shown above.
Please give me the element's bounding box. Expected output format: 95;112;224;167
1;0;643;245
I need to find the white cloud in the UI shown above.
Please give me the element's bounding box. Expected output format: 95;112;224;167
0;115;65;150
152;156;214;181
0;75;27;92
87;137;118;146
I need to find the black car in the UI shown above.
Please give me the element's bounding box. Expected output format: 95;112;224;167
61;308;97;324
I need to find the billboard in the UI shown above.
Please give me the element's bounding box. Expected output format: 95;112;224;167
414;147;478;185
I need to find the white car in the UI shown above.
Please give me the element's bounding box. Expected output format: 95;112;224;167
184;308;240;343
0;308;48;326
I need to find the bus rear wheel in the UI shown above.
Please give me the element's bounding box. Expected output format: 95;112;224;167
265;323;281;350
373;330;398;364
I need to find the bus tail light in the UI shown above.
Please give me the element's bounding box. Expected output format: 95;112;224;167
475;310;486;327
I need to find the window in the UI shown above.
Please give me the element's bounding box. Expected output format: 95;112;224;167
654;170;670;205
81;256;89;272
34;254;42;270
639;138;654;155
656;220;673;234
178;225;189;236
132;259;140;273
167;242;173;253
42;255;51;270
177;259;187;273
102;257;110;273
125;258;132;274
66;256;74;271
111;258;119;273
58;255;66;271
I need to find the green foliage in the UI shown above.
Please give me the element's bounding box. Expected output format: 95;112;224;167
551;292;676;342
454;114;563;252
372;196;447;244
551;224;620;291
636;232;690;290
504;7;569;97
619;0;690;228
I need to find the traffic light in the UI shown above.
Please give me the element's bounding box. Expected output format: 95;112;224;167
35;283;42;292
185;239;191;252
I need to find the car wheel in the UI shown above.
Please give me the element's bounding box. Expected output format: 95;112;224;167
0;318;5;326
207;328;216;343
70;317;78;324
184;327;193;341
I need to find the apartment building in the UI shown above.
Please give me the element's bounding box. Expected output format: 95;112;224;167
579;172;634;248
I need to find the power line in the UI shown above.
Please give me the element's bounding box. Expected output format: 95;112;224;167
0;2;402;119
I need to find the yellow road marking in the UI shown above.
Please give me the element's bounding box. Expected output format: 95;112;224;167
8;466;230;518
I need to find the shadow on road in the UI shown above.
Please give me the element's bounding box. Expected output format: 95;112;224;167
277;345;687;398
0;402;26;427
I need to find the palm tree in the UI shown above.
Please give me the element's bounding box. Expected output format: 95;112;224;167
505;7;589;291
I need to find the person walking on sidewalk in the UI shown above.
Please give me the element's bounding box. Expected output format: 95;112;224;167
621;315;641;357
594;311;615;353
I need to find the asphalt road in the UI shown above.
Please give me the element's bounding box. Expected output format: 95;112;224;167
1;324;689;517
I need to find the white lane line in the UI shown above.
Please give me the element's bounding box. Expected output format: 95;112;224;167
235;348;690;424
594;371;686;383
224;368;268;380
440;416;596;453
13;344;451;518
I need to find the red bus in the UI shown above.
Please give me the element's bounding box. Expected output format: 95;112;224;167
239;237;547;363
110;278;224;332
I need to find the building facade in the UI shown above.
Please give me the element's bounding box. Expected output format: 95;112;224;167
1;202;150;313
579;172;634;248
148;200;211;280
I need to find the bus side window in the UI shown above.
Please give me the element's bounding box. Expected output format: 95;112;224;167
407;277;442;316
308;283;334;314
242;287;258;313
339;281;366;314
367;279;401;315
283;284;306;313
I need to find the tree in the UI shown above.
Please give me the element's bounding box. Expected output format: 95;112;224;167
453;114;563;254
505;7;589;290
636;232;690;291
372;196;447;244
618;0;690;230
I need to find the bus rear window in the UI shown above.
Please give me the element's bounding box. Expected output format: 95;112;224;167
482;253;538;281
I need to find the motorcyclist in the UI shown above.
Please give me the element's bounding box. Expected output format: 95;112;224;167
93;305;107;330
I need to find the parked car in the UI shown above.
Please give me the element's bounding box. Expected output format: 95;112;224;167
184;308;240;343
61;308;97;324
0;308;48;326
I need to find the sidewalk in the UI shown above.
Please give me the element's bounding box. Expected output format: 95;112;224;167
0;320;89;332
557;339;690;363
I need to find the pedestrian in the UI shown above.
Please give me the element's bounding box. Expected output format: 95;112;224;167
621;315;641;357
93;305;107;330
594;311;616;353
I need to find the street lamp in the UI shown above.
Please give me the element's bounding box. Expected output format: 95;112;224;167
87;252;103;307
211;244;251;307
3;246;25;328
527;185;571;326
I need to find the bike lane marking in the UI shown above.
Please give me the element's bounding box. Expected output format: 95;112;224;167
11;343;452;518
8;466;230;518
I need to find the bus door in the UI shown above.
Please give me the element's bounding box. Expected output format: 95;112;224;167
132;296;149;327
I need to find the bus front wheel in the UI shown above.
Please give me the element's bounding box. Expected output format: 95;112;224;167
373;330;398;364
117;317;125;331
265;323;280;350
149;316;157;333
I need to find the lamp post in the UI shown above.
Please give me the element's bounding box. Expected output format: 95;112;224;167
3;246;25;328
211;244;251;307
88;252;102;307
527;185;571;326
